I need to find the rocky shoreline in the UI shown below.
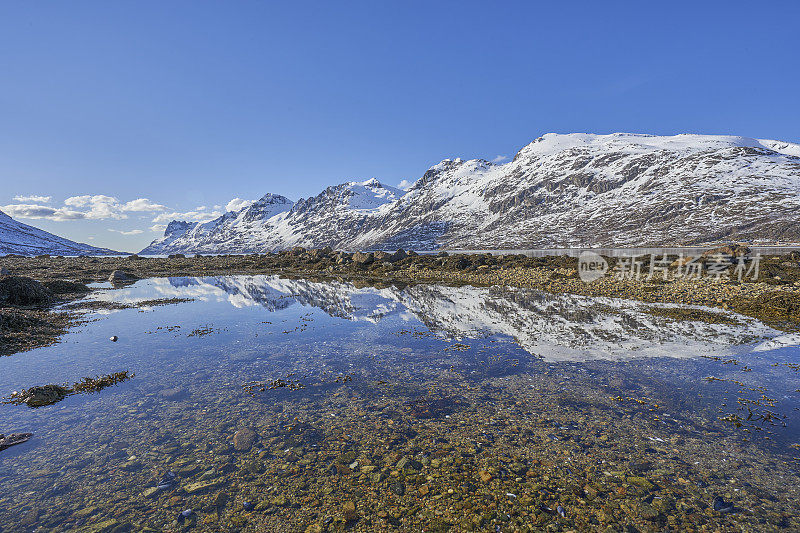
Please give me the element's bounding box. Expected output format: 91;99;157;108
1;248;800;356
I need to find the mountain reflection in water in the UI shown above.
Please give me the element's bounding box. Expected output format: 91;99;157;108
89;274;800;362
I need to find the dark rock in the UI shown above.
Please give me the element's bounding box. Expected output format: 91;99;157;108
0;276;53;306
168;254;186;259
233;428;258;451
0;267;9;276
390;249;408;262
108;270;136;283
712;495;735;513
0;432;33;451
177;509;193;523
342;500;358;521
15;384;69;407
42;280;90;294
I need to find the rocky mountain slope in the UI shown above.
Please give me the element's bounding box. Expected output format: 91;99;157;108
141;133;800;254
0;209;120;256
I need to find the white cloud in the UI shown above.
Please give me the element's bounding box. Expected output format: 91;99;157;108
108;229;144;235
150;224;167;233
4;194;175;224
13;195;52;203
492;155;508;163
63;195;125;220
152;208;224;224
225;197;255;212
1;204;86;221
121;198;167;212
397;179;415;190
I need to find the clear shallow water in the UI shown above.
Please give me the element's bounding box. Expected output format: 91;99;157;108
1;275;800;531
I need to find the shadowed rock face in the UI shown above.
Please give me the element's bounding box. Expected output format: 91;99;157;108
140;133;800;254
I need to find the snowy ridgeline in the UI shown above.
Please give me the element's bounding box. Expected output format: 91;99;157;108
129;132;797;254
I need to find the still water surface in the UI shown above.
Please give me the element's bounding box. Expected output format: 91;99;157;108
1;275;799;531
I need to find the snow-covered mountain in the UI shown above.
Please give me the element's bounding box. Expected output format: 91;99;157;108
141;133;800;254
0;209;120;256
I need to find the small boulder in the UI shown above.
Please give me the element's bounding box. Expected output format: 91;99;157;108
16;384;69;407
342;501;358;522
232;428;258;451
108;270;136;283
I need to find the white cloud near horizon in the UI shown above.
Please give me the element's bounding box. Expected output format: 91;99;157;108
492;155;508;163
151;208;224;224
397;179;414;190
13;195;52;203
108;228;145;235
1;204;86;221
3;194;258;238
2;194;169;222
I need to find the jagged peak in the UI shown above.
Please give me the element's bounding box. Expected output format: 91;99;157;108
255;192;293;204
164;220;197;236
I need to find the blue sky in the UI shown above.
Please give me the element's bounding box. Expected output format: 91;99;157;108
1;1;798;251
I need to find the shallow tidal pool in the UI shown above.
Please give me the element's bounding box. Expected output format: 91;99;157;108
1;275;800;532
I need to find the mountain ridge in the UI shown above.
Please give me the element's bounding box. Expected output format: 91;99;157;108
140;132;800;254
